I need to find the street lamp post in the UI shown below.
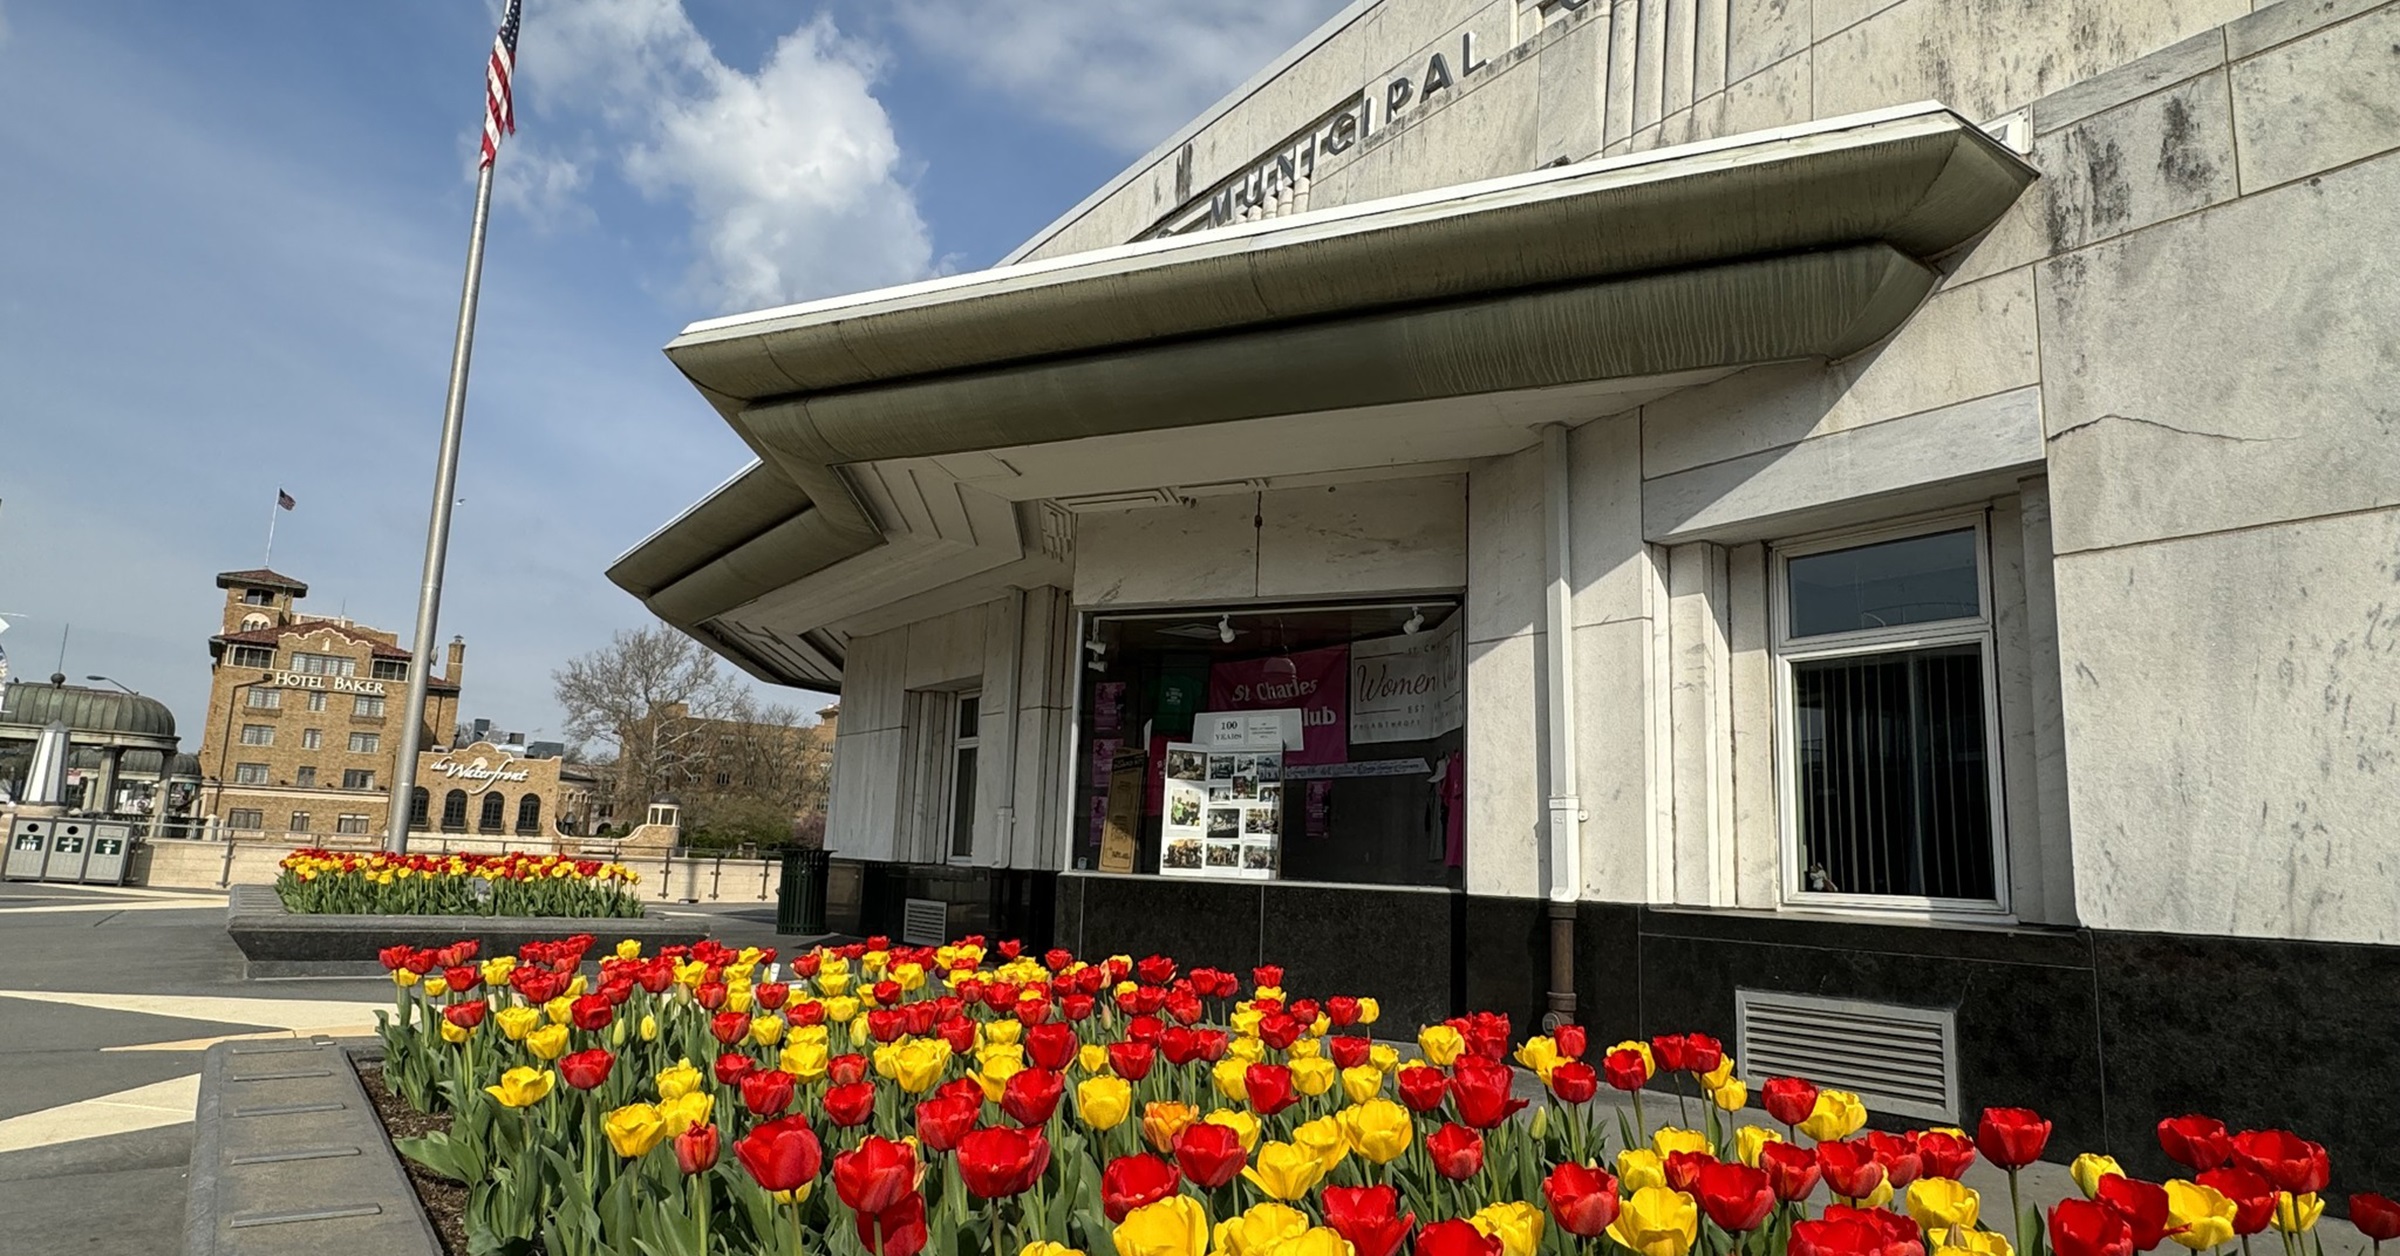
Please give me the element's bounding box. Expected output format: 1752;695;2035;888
214;678;265;840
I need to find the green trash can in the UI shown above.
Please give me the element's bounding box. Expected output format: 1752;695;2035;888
777;847;831;936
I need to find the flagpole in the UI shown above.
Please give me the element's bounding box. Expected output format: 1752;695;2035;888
264;495;280;567
385;161;496;854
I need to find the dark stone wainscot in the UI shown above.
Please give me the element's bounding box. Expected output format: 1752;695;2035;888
226;884;712;978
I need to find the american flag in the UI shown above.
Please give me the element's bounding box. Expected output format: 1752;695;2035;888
479;0;522;170
276;489;296;511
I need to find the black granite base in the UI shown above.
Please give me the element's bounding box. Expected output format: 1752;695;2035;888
224;885;711;977
839;862;1059;950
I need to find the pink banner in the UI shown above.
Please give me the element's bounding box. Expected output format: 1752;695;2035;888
1208;645;1349;765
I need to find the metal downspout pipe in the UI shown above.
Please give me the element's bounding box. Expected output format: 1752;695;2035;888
1541;424;1585;1027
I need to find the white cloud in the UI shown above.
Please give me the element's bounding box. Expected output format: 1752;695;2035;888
519;0;931;310
892;0;1354;155
492;139;595;231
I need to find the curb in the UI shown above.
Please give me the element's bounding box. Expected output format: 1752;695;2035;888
184;1038;440;1256
226;884;712;977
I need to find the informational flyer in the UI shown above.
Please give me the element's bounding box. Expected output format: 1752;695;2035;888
1163;739;1277;879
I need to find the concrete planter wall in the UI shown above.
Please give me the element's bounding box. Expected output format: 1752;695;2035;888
225;885;711;977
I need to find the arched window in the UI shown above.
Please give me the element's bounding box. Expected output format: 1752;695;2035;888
516;794;541;834
478;791;505;834
408;788;430;829
240;613;272;632
440;789;468;832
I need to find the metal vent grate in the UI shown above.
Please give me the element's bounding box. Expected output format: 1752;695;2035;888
900;898;949;948
1735;990;1958;1122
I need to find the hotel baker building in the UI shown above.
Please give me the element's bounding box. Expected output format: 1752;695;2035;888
614;0;2400;1181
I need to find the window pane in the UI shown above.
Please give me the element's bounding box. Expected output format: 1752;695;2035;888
1792;644;1995;901
957;695;980;740
1788;530;1981;638
949;746;978;858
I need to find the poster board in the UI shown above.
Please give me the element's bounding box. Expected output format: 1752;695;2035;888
1161;738;1279;879
1098;748;1147;873
1350;615;1465;744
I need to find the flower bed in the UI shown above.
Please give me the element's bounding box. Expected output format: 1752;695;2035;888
376;934;2389;1256
277;849;642;918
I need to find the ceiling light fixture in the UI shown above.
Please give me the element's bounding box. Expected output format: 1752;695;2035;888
1218;615;1236;644
1403;606;1425;635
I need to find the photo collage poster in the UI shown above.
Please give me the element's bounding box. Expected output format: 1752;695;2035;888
1159;743;1280;879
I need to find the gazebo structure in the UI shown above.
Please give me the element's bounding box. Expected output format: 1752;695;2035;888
0;675;190;821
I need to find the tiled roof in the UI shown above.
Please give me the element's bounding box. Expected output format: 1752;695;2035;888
214;623;413;659
215;568;309;594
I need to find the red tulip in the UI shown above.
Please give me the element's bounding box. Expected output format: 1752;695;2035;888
709;1010;749;1045
1000;1068;1065;1127
741;1069;797;1118
1915;1130;1977;1180
1325;1184;1417;1256
1026;1023;1077;1071
2229;1129;2330;1196
1329;1036;1371;1070
695;982;728;1011
1252;964;1283;988
824;1081;876;1128
1106;1040;1155;1081
1327;996;1361;1028
735;1115;825;1194
866;1008;907;1043
443;1000;488;1029
569;994;613;1031
1450;1058;1530;1129
1666;1150;1717;1194
1817;1139;1889;1200
1137;955;1177;986
1864;1130;1922;1189
1976;1107;2054;1170
2197;1168;2277;1236
1101;1154;1180;1222
855;1192;927;1256
1397;1066;1449;1113
916;1094;979;1153
558;1049;614;1091
788;999;827;1026
1604;1047;1651;1092
1553;1024;1587;1060
1698;1161;1777;1232
1173;1121;1246;1188
1653;1032;1725;1075
2052;1197;2136;1256
957;1125;1050;1198
1548;1061;1599;1105
1193;1030;1230;1062
829;1053;870;1086
714;1052;758;1087
1762;1140;1824;1201
1062;993;1096;1022
1043;947;1073;971
444;965;480;993
674;1123;720;1175
1824;1206;1926;1256
934;1076;985;1109
1543;1162;1621;1237
1763;1076;1821;1128
1791;1216;1886;1256
936;1017;978;1054
2352;1194;2400;1242
2096;1174;2182;1251
2155;1115;2233;1173
831;1136;918;1214
1415;1219;1502;1256
1245;1064;1299;1117
753;981;789;1010
1426;1123;1484;1181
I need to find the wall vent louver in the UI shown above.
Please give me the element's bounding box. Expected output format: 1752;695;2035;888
1734;990;1959;1122
900;898;949;948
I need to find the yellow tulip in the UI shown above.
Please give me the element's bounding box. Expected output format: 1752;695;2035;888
615;939;642;960
1227;1036;1266;1064
1338;1098;1413;1164
1079;1043;1110;1075
482;956;518;985
1908;1179;1981;1232
1292;1115;1348;1172
1653;1127;1709;1159
1289;1057;1336;1097
1357;998;1380;1025
892;962;926;993
439;1020;472;1045
1698;1058;1735;1093
1712;1079;1748;1112
1287;1037;1322;1061
1737;1125;1783;1167
1368;1044;1400;1073
1077;1076;1132;1131
1514;1036;1563;1083
390;969;419;989
1609;1040;1657;1072
524;1024;570;1061
2274;1193;2323;1234
1205;1108;1260;1153
1242;1140;1329;1200
726;986;753;1015
981;1019;1022;1047
2072;1154;2126;1199
1341;1066;1383;1105
749;1015;783;1047
1418;1025;1465;1067
655;1059;704;1100
1231;1008;1265;1038
817;971;852;996
1113;1196;1209;1256
781;1041;829;1082
1276;1229;1354;1256
1212;1059;1251;1101
1019;1243;1083;1256
1943;1228;2015;1256
1471;1201;1547;1256
639;1014;658;1043
848;1015;869;1044
977;1056;1026;1103
1212;1202;1309;1256
1860;1180;1896;1209
2166;1180;2238;1251
486;1066;554;1108
544;996;572;1026
1799;1090;1868;1142
494;1003;542;1042
1617;1149;1668;1192
1142;1102;1199;1155
824;995;858;1023
660;1091;714;1137
603;1102;668;1157
789;1024;831;1050
1607;1187;1700;1256
424;977;449;998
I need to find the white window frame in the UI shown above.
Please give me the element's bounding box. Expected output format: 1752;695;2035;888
239;724;275;746
301;728;322;751
306;691;328;713
336;813;372;835
1770;513;2010;919
233;763;270;786
348;732;380;754
229;645;274;669
245;688;281;710
948;692;982;864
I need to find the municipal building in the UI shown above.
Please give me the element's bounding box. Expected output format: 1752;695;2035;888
613;0;2400;1182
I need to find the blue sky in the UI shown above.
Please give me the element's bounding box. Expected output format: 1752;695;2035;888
0;0;1346;746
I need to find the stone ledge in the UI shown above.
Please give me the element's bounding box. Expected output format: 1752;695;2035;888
184;1039;440;1256
227;884;711;977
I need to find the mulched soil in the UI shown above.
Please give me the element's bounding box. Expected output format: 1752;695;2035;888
356;1058;471;1256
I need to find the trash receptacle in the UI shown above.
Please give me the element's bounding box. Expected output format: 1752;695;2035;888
776;847;830;936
